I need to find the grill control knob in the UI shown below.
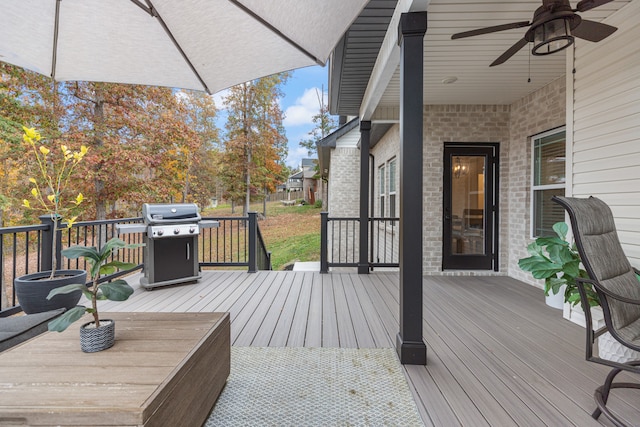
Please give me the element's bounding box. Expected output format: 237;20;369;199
157;229;164;236
189;227;196;234
174;228;180;235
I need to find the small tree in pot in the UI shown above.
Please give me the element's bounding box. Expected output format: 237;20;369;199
47;237;141;352
518;222;599;308
15;126;89;314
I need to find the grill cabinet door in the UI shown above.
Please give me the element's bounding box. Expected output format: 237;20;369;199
152;237;198;282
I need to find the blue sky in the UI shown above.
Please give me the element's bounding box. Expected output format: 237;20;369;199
213;65;334;170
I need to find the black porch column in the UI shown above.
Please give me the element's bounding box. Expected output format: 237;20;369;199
396;11;427;365
358;120;371;274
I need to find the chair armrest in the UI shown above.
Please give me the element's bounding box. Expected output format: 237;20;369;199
589;277;640;306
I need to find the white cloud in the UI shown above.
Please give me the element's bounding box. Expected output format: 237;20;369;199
286;146;310;169
211;88;230;110
283;87;328;127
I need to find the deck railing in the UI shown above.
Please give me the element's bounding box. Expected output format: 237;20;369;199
1;212;270;315
320;212;399;273
199;212;271;271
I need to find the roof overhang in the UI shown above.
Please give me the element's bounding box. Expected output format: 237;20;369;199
330;0;631;118
317;117;360;179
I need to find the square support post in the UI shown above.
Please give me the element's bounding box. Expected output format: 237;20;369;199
358;120;372;274
396;11;428;365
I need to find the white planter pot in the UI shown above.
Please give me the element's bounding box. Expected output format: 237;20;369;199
545;286;565;310
563;304;640;362
596;322;640;363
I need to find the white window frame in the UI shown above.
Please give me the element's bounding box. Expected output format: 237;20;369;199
379;164;386;217
530;126;566;238
388;158;397;219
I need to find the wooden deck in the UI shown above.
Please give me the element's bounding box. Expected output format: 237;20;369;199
97;270;640;426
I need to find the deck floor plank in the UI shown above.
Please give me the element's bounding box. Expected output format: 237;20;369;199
233;272;287;346
348;273;392;348
251;272;296;347
305;272;324;347
333;274;359;348
286;272;314;347
96;270;640;426
321;273;340;347
268;272;305;346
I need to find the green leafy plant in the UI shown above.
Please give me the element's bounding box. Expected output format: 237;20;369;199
47;237;142;332
518;222;599;307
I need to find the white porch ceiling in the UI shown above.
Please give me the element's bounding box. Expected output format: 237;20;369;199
370;0;631;109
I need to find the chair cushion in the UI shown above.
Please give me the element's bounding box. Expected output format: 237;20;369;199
618;315;640;349
0;308;66;352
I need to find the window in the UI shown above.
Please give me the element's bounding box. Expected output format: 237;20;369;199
379;165;385;217
532;128;566;237
388;158;397;218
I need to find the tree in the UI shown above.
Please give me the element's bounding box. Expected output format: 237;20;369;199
2;65;223;222
298;86;337;157
66;82;194;218
0;64;66;225
221;73;289;215
174;90;221;206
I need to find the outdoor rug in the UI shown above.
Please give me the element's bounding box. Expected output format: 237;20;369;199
205;347;424;426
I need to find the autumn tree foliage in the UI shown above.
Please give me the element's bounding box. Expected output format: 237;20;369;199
2;64;295;225
0;64;67;225
1;65;222;223
221;73;289;215
174;90;221;207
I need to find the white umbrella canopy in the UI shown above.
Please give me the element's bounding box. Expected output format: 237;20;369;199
0;0;368;93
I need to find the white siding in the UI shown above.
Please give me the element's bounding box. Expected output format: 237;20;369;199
571;0;640;268
335;127;360;148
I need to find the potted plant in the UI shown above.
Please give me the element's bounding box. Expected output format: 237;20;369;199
47;237;141;352
14;126;89;314
518;222;640;362
518;222;598;309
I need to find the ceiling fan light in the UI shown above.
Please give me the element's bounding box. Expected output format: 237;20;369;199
532;17;574;56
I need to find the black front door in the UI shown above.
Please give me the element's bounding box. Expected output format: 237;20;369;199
443;144;499;270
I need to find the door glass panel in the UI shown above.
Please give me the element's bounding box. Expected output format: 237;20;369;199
451;156;485;255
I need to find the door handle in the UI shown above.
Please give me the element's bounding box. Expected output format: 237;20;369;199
186;243;190;260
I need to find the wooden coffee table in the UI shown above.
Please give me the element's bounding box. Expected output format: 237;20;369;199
0;312;230;426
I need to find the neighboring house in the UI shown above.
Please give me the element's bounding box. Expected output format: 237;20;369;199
285;159;320;204
319;0;639;348
285;170;303;193
301;158;320;205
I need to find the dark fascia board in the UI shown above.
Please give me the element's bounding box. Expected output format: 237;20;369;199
316;117;360;180
328;36;346;115
328;0;398;116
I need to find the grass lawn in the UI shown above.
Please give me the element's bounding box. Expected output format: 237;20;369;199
203;201;321;270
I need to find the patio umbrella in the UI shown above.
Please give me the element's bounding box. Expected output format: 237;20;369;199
0;0;368;93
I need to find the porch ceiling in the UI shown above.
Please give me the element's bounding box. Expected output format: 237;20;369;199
331;0;631;115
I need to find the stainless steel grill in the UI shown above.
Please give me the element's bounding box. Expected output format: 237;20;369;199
117;203;218;290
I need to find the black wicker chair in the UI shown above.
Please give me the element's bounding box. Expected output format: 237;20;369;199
553;196;640;427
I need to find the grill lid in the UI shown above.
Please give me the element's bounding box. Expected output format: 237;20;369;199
143;203;201;224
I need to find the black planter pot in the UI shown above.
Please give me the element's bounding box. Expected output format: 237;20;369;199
80;319;115;353
14;269;87;314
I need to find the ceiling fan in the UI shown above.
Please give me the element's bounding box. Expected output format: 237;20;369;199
451;0;618;66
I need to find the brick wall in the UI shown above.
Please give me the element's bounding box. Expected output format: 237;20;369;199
327;148;360;217
508;77;566;286
327;148;361;263
327;77;566;280
423;105;511;273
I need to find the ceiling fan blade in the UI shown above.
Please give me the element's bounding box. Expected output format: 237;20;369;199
451;21;530;39
575;0;615;13
490;38;528;67
572;19;617;42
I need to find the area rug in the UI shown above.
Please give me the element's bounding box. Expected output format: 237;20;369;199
205;347;424;426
